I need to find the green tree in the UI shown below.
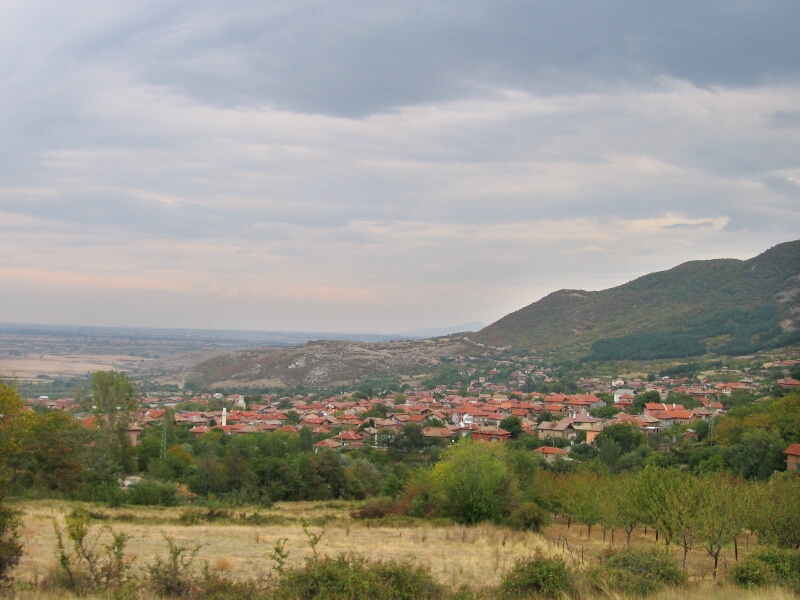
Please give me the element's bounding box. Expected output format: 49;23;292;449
595;423;645;454
630;391;661;415
499;415;523;439
750;473;800;549
91;371;137;431
694;473;751;577
0;379;29;488
427;439;518;524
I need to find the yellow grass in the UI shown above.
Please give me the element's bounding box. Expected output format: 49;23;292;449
11;500;554;591
7;500;798;599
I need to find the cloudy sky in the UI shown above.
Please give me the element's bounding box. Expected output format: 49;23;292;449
2;1;799;333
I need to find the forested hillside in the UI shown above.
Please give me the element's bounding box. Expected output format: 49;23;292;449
472;239;800;359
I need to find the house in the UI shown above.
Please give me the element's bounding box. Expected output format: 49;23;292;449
533;446;571;463
655;410;698;428
333;430;365;448
784;443;800;471
472;426;510;443
127;423;143;447
537;417;579;440
422;427;455;440
778;378;800;390
313;439;342;452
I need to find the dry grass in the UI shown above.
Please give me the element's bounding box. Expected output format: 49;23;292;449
7;500;798;599
11;500;554;591
543;517;763;583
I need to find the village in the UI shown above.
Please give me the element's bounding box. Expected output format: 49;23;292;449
26;357;800;469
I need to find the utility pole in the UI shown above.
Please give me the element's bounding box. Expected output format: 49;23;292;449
160;411;168;460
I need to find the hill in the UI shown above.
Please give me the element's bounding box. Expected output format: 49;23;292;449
471;239;800;360
181;337;469;390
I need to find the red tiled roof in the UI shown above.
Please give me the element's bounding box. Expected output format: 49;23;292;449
783;443;800;457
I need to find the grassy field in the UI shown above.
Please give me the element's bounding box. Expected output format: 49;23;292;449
7;499;797;599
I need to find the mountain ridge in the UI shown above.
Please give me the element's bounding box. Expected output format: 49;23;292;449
471;239;800;358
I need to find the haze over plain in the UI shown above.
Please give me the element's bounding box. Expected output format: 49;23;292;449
2;1;799;333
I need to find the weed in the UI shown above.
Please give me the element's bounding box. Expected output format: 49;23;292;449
145;535;200;598
51;508;134;594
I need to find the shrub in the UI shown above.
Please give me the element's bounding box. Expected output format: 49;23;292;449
729;548;800;592
587;547;686;596
52;507;133;594
126;480;179;506
146;536;200;598
349;497;398;520
504;503;550;533
195;564;266;600
179;508;232;525
271;554;447;600
0;504;22;585
500;551;574;599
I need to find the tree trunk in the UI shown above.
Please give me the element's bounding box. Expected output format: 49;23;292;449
602;527;606;543
734;537;739;561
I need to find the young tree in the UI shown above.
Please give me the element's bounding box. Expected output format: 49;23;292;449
694;473;752;577
750;473;800;549
662;471;703;570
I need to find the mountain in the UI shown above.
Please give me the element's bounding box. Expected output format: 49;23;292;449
471;239;800;360
396;322;486;338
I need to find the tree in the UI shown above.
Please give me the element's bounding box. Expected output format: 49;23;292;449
612;472;649;549
590;405;620;419
0;379;29;488
694;473;751;577
299;426;314;452
595;423;645;454
662;471;703;570
91;371;137;430
427;439;518;524
499;415;523;439
10;411;85;493
750;473;800;549
630;391;661;415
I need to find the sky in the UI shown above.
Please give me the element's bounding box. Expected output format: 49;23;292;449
2;1;800;334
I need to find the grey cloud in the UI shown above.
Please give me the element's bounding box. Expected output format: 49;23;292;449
39;1;800;117
761;175;800;199
661;221;714;230
766;110;800;128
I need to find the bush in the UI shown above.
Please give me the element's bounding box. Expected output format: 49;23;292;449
52;508;134;594
194;564;266;600
0;504;22;585
179;508;232;525
146;536;200;598
504;503;550;533
587;547;686;596
729;548;800;592
500;552;574;599
349;497;398;520
126;480;179;506
271;554;446;600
